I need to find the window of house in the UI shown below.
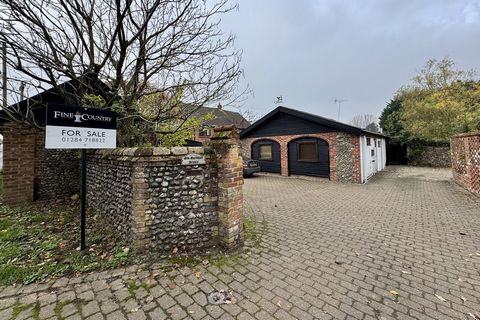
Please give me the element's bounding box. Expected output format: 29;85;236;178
371;149;375;156
259;144;273;160
366;137;371;146
377;140;381;148
199;127;211;137
297;142;318;162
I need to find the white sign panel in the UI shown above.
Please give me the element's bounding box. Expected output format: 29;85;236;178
181;153;206;165
45;126;116;149
45;104;117;149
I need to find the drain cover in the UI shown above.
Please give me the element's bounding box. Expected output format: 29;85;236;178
208;292;226;304
208;291;232;305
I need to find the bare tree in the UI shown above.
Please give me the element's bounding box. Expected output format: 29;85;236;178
350;114;378;129
0;0;245;130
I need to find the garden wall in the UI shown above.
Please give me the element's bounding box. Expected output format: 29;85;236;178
2;123;81;204
451;132;480;195
409;146;451;167
87;127;244;253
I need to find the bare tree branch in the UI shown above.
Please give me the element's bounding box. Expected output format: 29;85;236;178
0;0;247;133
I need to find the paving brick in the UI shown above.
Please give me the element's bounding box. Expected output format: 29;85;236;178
1;166;479;320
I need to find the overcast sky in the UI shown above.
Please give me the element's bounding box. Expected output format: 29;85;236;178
221;0;480;124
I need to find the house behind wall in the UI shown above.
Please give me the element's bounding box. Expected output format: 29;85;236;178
240;106;387;183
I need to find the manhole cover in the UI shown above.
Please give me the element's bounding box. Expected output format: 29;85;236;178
207;291;233;305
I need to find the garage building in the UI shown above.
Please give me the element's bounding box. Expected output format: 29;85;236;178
241;106;387;183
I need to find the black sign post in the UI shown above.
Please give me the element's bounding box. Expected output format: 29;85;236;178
45;104;117;250
81;149;87;250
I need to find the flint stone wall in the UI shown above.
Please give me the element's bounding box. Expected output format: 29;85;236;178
87;156;134;237
86;145;239;253
410;146;451;167
87;147;217;252
334;132;359;183
143;153;218;252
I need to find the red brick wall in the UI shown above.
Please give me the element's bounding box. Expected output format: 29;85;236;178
209;126;244;249
243;132;362;183
2;123;37;204
451;132;480;195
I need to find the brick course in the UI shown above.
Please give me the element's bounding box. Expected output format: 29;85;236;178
451;131;480;195
2;124;81;204
242;132;361;183
2;123;36;204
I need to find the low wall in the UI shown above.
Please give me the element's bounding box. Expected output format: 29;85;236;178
451;132;480;195
34;132;81;200
87;147;218;253
409;146;451;167
87;127;244;253
2;123;81;204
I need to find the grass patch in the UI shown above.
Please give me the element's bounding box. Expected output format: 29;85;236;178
0;201;130;286
127;282;155;297
244;216;267;248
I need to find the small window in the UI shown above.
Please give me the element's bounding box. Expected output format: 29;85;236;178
366;137;371;146
199;127;211;137
297;142;318;162
371;149;375;156
259;144;273;160
377;140;381;148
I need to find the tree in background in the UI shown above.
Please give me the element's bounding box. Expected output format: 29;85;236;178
350;114;378;129
398;58;480;143
365;122;380;133
379;98;407;142
0;0;245;133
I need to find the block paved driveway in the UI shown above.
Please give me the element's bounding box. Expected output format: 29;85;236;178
1;166;480;319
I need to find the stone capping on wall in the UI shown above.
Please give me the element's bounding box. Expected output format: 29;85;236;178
92;146;205;158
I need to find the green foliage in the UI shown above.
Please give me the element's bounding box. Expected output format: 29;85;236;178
380;58;480;145
400;80;480;143
0;203;130;286
157;113;215;147
365;122;380;133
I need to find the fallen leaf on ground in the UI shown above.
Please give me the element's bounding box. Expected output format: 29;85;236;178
401;270;411;274
435;294;446;302
461;296;467;303
277;300;282;307
390;290;399;296
172;247;178;254
468;313;480;320
130;306;140;312
168;282;176;289
194;272;202;279
145;296;154;304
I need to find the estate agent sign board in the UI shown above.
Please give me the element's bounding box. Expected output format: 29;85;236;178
45;103;117;250
45;104;117;149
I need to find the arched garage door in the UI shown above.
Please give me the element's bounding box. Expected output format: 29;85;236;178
288;137;329;178
251;139;281;173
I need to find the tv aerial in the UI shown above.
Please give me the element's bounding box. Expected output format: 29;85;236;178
274;95;283;104
334;98;347;121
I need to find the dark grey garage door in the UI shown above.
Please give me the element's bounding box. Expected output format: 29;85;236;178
251;139;281;173
288;138;329;178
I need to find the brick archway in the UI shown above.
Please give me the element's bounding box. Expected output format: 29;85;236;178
244;133;337;180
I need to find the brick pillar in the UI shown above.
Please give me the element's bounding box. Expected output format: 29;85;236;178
131;161;149;252
210;125;244;249
3;123;37;204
